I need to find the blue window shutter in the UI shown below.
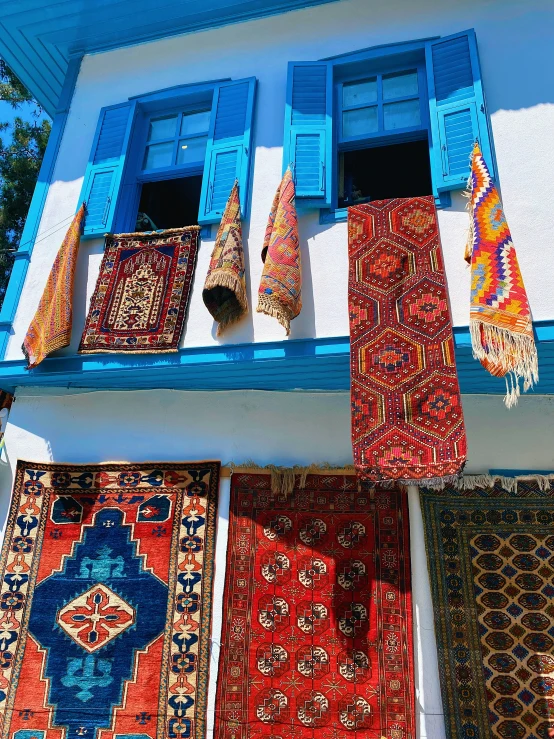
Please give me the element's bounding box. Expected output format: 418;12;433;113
426;30;494;195
79;101;137;237
198;78;256;224
283;62;332;206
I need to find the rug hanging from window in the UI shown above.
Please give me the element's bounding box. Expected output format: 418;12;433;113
23;203;86;368
465;141;538;407
421;481;554;739
203;180;248;335
215;472;415;739
348;196;467;483
0;459;219;739
79;226;199;353
257;166;301;334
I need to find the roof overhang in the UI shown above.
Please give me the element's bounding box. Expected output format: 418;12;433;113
0;0;340;116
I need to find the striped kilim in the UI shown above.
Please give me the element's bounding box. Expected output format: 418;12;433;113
22;203;86;369
257;167;301;334
466;141;538;407
203;180;248;335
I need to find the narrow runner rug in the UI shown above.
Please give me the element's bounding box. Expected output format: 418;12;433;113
257;167;301;334
215;472;415;739
421;481;554;739
348;196;467;483
22;203;86;368
0;459;219;739
79;226;199;353
465;141;538;407
203;180;248;335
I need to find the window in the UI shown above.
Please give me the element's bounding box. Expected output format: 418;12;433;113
79;78;256;238
283;30;495;220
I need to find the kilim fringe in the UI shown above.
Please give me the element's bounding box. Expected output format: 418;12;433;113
256;294;295;335
226;461;357;495
203;271;248;335
107;225;201;237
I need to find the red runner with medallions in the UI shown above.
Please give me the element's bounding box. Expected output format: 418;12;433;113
215;473;415;739
348;196;467;482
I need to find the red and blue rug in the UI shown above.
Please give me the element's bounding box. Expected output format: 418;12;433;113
0;460;219;739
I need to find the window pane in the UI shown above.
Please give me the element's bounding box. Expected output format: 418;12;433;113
343;79;377;108
383;99;421;130
143;141;174;169
343;107;378;138
176;136;208;165
382;71;419;100
180;110;211;136
148;115;178;141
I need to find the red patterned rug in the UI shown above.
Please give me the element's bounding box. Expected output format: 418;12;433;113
79;227;199;353
215;473;415;739
348;196;467;482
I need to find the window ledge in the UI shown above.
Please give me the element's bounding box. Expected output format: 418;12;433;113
319;192;452;225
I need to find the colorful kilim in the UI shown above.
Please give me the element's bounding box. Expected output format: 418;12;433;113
79;227;199;353
466;141;538;407
22;204;86;368
215;473;415;739
203;181;248;335
0;460;219;739
348;197;467;483
257;167;301;334
421;482;554;739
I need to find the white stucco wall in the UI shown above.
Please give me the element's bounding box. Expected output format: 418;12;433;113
5;0;554;359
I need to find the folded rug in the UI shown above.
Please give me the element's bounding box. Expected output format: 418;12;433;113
348;196;467;484
22;203;86;368
215;472;415;739
0;459;219;739
203;181;247;335
466;141;538;407
421;480;554;739
79;226;199;353
257;167;301;334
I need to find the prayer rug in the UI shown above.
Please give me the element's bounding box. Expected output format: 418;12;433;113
79;226;199;353
421;482;554;739
257;167;301;334
203;181;247;335
215;473;415;739
348;196;467;483
466;141;538;407
0;459;219;739
23;203;86;368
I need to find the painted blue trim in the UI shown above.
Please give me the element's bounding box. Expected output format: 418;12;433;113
0;327;554;394
0;57;82;359
0;0;339;116
129;79;230;102
322;38;437;64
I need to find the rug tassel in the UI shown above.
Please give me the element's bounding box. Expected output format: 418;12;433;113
203;270;248;335
256;294;294;335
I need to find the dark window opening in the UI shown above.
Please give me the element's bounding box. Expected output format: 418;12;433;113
338;139;432;208
136;176;202;231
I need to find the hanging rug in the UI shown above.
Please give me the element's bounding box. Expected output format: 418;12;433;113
421;481;554;739
0;459;219;739
348;196;467;483
215;472;416;739
79;226;199;353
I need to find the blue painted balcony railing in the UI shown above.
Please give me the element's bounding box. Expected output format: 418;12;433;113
0;323;552;395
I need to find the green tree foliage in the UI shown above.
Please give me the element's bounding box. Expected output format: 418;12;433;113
0;60;51;306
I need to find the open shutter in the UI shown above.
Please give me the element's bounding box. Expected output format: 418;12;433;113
198;78;256;224
426;30;494;195
79;101;137;237
283;62;332;206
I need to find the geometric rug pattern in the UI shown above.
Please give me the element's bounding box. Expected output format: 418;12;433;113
421;482;554;739
215;473;415;739
0;459;219;739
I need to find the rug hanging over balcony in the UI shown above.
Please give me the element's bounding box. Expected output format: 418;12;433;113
203;180;247;335
215;472;415;739
466;141;538;407
421;481;554;739
257;166;301;334
348;196;467;483
79;226;199;353
23;203;86;368
0;459;219;739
